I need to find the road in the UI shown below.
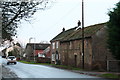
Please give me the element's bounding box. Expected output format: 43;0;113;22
1;58;103;79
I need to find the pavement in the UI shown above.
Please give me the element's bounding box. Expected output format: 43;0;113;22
2;65;19;79
47;65;120;79
70;70;120;77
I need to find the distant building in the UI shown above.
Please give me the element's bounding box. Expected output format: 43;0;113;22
43;46;51;58
25;43;50;62
50;23;118;71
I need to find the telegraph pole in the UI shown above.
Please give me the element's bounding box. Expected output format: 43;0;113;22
0;8;2;44
82;0;84;69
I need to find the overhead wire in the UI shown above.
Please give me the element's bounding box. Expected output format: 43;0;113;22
48;2;81;30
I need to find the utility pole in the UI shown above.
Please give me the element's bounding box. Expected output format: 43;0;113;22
0;8;2;44
82;0;84;69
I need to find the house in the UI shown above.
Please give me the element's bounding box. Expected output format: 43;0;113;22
1;42;22;59
50;27;77;64
50;23;118;71
43;46;51;58
36;46;51;63
25;43;50;62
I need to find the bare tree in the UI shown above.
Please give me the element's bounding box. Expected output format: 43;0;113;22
0;0;51;40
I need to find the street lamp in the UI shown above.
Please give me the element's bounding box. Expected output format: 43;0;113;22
29;37;36;62
29;37;34;43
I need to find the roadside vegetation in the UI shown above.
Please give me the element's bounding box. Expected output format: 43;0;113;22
99;73;120;79
18;60;81;70
107;1;120;60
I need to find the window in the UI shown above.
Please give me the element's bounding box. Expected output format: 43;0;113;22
56;41;59;48
52;53;55;61
69;42;72;49
52;42;55;49
38;53;45;58
56;51;59;60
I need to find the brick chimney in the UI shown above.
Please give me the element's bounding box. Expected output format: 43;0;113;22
62;27;65;32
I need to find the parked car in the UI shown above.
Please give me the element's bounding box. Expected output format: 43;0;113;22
7;56;17;65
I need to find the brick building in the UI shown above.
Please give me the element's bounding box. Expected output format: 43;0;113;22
50;27;77;64
25;43;50;62
50;23;117;71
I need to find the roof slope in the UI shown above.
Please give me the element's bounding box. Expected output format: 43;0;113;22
51;27;77;42
63;22;106;41
51;23;106;42
26;43;50;50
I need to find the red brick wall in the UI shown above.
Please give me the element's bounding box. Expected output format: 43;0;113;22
35;50;43;55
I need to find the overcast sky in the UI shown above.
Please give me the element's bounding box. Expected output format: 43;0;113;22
14;0;119;45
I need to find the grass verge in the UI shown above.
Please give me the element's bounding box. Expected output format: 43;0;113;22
18;60;81;70
18;60;51;65
99;73;120;79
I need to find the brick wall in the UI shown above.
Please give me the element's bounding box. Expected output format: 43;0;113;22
92;26;116;71
60;38;93;70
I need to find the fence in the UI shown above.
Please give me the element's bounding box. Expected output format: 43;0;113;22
107;60;120;72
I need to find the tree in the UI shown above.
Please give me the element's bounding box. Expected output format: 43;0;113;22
8;51;13;56
107;1;120;60
0;0;50;40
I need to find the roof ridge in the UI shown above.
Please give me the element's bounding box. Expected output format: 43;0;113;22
51;27;77;41
84;22;106;28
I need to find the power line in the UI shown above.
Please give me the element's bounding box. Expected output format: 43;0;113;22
49;2;81;28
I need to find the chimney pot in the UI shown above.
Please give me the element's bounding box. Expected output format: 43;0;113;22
62;27;65;32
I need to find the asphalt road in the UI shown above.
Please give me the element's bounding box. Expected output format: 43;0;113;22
1;58;109;80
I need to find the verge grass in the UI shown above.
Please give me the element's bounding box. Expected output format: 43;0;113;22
18;60;81;70
99;73;120;78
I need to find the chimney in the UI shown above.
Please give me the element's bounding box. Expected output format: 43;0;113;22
62;27;65;32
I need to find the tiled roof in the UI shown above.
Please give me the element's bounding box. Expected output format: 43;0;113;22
51;27;77;42
51;23;106;42
26;43;50;50
64;23;106;41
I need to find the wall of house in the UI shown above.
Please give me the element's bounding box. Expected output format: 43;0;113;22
51;41;61;64
60;42;69;66
68;40;82;68
35;50;43;55
92;26;115;71
25;45;34;61
26;45;33;56
46;51;51;58
84;38;93;70
60;38;93;70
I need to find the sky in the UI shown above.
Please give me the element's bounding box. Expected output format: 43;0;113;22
14;0;119;46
